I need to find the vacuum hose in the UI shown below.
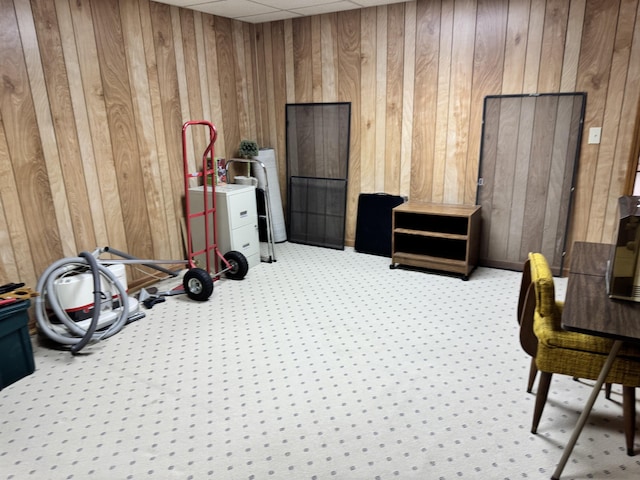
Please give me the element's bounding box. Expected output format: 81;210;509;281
35;251;129;354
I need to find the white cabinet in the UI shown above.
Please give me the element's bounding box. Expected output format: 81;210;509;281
188;184;260;271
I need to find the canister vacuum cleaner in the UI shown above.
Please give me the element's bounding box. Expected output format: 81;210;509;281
34;248;145;354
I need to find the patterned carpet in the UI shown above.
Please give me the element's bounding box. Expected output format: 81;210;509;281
1;242;639;479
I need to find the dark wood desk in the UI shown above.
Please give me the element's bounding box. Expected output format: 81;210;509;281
563;242;640;341
552;241;640;479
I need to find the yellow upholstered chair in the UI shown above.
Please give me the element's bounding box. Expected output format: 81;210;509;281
519;252;640;456
517;259;563;393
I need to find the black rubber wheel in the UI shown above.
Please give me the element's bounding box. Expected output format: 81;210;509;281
224;251;249;280
183;268;214;301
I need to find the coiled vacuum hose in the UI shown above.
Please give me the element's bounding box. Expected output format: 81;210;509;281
35;252;129;354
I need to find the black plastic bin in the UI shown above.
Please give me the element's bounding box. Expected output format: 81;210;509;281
0;300;35;390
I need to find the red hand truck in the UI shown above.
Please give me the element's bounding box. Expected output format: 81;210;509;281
180;120;249;301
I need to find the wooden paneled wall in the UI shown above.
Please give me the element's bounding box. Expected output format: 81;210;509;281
1;0;640;289
0;0;260;287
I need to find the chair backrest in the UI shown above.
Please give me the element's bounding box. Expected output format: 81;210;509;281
528;252;559;320
517;258;532;325
518;258;538;357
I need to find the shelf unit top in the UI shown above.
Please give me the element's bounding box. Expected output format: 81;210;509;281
393;202;481;216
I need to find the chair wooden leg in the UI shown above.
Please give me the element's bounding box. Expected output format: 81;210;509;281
623;386;636;456
527;358;538;393
532;371;552;434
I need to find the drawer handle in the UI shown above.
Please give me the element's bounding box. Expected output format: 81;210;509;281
239;210;248;217
242;243;250;249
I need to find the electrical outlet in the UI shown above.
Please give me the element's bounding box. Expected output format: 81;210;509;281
588;127;602;144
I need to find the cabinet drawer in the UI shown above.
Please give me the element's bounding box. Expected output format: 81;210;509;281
230;223;259;259
223;193;256;230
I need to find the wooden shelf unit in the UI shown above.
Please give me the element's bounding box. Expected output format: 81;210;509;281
390;203;482;279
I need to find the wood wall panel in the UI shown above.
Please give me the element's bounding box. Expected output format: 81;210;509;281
502;0;529;94
559;0;586;91
384;3;405;195
374;7;388;193
444;0;476;204
507;97;536;262
477;97;500;261
284;20;295;104
149;0;185;252
523;0;545;92
321;14;339;102
171;7;191;168
489;98;520;261
269;21;288;214
0;120;22;282
292;17;313;103
194;12;212;126
337;10;361;241
2;0;640;289
140;0;181;257
202;14;227;157
253;23;269;145
32;0;96;252
537;0;569;92
543;96;573;257
411;0;441;202
179;8;205;168
92;0;152;262
120;0;171;260
0;113;34;283
431;0;452;202
235;22;254;142
466;0;507;203
606;2;640;237
359;7;377;194
573;0;620;246
522;95;557;256
2;0;61;282
400;1;416;197
311;16;323;103
600;0;639;242
57;0;108;247
16;0;73;260
556;97;585;260
69;0;128;253
215;16;241;158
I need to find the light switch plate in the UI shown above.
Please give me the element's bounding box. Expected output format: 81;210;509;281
588;127;602;144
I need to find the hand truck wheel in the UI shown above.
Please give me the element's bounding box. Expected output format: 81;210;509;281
223;251;249;280
183;267;214;301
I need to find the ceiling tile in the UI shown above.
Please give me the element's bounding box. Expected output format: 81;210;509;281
239;11;304;23
258;0;340;8
160;0;208;6
352;0;407;6
292;1;361;16
186;0;277;17
153;0;409;24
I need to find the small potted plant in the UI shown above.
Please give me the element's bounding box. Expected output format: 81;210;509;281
238;139;259;159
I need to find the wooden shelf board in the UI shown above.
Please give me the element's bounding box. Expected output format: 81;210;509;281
393;202;480;216
394;228;467;240
392;251;469;274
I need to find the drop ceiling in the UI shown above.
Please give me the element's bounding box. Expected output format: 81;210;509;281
154;0;408;24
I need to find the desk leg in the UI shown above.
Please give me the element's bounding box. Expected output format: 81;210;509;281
551;340;623;480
